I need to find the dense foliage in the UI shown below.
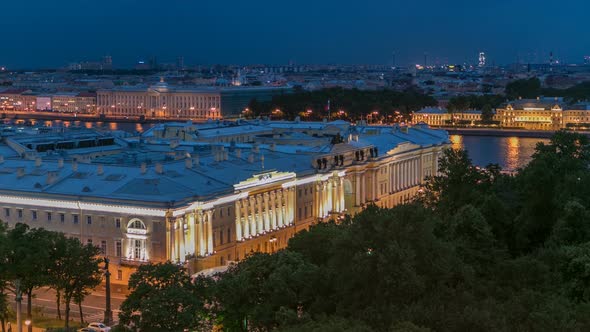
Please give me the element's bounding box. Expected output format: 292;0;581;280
0;224;103;331
119;130;590;331
506;78;590;103
247;87;437;122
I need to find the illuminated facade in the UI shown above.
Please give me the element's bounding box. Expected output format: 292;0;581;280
0;121;449;285
496;98;590;130
96;79;222;120
51;92;96;113
0;89;36;112
412;107;483;126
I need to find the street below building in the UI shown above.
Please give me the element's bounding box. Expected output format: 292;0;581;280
6;286;125;326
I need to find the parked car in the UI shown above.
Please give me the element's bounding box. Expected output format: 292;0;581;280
88;323;111;332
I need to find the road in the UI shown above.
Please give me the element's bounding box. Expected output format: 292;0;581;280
7;286;125;325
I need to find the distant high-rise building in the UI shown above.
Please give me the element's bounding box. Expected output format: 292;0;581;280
102;55;113;70
177;56;184;70
478;52;486;67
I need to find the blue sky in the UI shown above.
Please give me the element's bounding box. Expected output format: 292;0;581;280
1;0;589;68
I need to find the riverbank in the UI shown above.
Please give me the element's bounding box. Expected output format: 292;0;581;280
0;111;200;124
443;127;590;138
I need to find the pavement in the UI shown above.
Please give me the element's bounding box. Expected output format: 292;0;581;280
6;286;125;327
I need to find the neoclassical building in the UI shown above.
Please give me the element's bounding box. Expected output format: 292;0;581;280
0;121;449;286
96;79;222;120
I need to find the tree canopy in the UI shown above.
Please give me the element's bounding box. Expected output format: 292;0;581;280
118;130;590;331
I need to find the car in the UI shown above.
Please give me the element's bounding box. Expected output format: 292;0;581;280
87;322;111;332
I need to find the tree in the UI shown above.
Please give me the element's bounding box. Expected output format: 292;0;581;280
481;104;494;123
212;251;321;331
4;224;55;332
505;78;541;99
50;237;102;330
0;222;9;332
119;262;207;332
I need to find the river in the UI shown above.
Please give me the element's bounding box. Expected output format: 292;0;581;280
451;135;549;171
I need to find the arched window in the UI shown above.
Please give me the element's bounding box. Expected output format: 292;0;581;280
128;218;146;230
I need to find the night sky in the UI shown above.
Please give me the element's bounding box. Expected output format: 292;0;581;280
1;0;589;69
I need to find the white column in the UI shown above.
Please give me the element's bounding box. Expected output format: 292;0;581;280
179;218;186;261
326;179;334;214
270;191;278;230
256;194;263;233
198;211;205;256
169;219;176;262
355;174;361;206
249;197;257;235
235;200;242;241
278;190;285;227
339;177;345;212
206;210;213;254
316;182;324;218
187;213;195;255
263;192;271;231
243;200;251;238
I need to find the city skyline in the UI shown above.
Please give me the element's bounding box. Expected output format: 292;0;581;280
1;0;589;69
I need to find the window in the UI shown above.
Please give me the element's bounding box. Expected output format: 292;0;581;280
4;208;9;217
73;215;79;224
115;241;122;257
117;270;122;280
219;230;224;245
134;240;141;259
101;240;107;254
47;212;52;222
227;229;231;243
220;209;223;218
87;216;92;225
115;218;121;228
227;207;231;216
298;189;302;197
32;211;37;220
60;213;65;223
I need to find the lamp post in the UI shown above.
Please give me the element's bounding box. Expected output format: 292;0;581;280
15;279;22;332
103;257;113;326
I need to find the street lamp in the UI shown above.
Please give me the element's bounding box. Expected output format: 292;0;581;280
103;257;113;326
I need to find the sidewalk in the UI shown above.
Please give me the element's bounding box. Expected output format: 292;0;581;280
2;322;47;332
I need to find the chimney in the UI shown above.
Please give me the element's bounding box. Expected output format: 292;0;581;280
46;171;57;185
236;149;242;158
72;162;78;172
16;167;25;178
248;153;254;163
155;163;163;174
97;164;104;175
35;157;42;167
185;158;193;169
58;158;64;168
141;162;147;174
